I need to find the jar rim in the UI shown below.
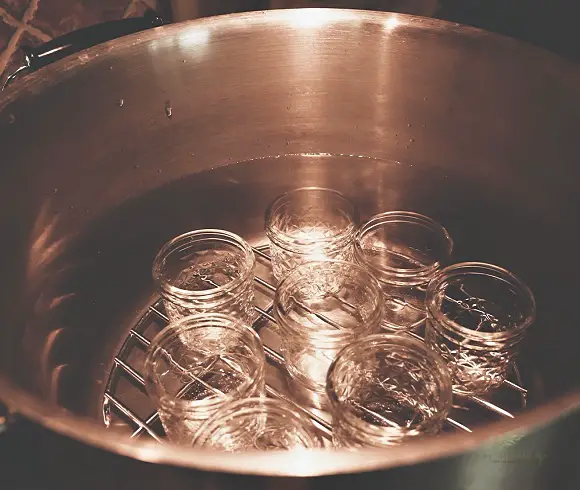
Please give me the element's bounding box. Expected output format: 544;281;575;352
274;259;384;340
143;313;265;411
264;187;358;252
426;262;537;341
193;397;324;449
355;211;453;282
152;229;256;300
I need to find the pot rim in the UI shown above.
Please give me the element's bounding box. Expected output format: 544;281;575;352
1;372;579;476
1;7;580;477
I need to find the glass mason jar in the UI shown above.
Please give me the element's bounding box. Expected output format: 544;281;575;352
355;211;453;332
265;187;358;282
192;397;324;451
425;262;536;395
326;333;452;448
274;260;383;407
152;229;256;324
144;313;266;444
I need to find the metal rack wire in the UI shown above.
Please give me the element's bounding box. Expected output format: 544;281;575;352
103;245;528;442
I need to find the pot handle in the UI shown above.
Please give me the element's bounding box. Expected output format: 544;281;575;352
2;8;164;90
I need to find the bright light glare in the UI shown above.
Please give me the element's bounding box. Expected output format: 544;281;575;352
285;8;353;29
384;16;400;31
288;228;334;261
288;449;326;476
178;28;211;49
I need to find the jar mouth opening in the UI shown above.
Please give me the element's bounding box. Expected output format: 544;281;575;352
152;229;256;300
326;334;453;436
273;260;384;339
355;211;453;280
265;187;358;251
143;314;265;410
426;262;537;341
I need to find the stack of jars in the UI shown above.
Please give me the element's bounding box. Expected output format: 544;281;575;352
143;186;536;451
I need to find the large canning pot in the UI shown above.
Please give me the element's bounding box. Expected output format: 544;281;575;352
0;8;580;489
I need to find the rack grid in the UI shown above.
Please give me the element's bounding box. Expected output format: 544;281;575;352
103;245;528;443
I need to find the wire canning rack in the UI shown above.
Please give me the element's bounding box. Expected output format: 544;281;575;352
103;245;529;443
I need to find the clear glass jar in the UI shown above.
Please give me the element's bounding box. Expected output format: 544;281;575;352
265;187;358;282
152;229;256;324
274;260;383;407
425;262;536;395
355;211;453;332
192;397;324;451
143;313;266;444
326;333;452;448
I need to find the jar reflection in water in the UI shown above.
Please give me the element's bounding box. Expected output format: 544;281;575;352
152;229;256;324
274;260;383;407
265;187;358;282
355;211;453;332
326;334;452;448
425;262;536;395
193;397;324;451
143;313;266;444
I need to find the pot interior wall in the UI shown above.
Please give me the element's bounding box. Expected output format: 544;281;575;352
0;10;579;438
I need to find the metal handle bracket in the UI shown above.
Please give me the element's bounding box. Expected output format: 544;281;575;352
2;9;164;90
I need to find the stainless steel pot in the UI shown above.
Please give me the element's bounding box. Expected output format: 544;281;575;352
1;8;580;488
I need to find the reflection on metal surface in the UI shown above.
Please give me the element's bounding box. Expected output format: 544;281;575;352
285;7;360;28
27;202;69;281
177;28;211;49
24;201;76;397
383;15;401;31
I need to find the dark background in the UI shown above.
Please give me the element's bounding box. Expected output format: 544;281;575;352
436;0;580;62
